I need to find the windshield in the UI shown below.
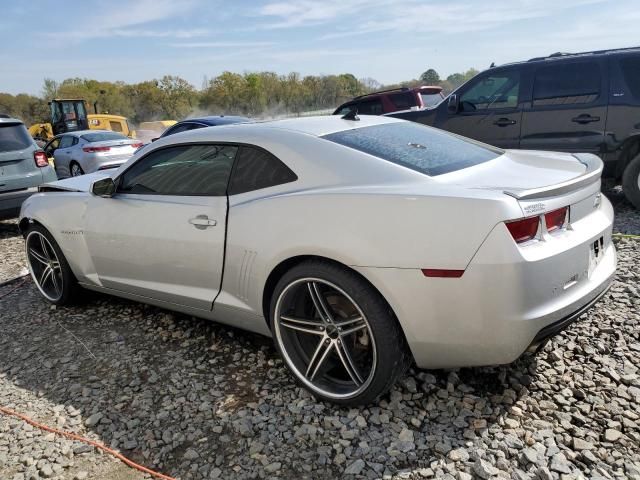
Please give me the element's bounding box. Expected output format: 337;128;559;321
322;122;501;176
0;124;33;152
81;131;128;142
420;92;443;107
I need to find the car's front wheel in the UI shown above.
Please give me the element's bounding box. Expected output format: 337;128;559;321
270;260;410;405
70;162;84;177
25;224;79;304
622;153;640;209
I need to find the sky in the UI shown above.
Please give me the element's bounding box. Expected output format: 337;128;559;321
1;0;639;95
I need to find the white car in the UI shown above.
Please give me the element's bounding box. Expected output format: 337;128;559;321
43;130;143;178
19;115;616;404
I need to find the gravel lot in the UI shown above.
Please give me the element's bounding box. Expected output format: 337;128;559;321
1;196;639;480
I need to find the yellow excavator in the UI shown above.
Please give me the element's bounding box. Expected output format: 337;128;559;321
29;99;135;143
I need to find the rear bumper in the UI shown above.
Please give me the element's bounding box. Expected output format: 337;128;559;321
0;187;38;219
354;196;616;369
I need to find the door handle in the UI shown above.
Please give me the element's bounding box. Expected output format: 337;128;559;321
188;215;217;230
493;118;517;127
571;114;600;124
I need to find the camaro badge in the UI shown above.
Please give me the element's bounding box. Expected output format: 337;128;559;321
523;202;546;215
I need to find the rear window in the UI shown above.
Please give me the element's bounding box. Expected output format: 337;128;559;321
322;122;501;176
81;132;128;142
0;124;33;152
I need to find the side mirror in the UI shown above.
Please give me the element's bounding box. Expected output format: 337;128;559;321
91;177;116;198
447;94;459;114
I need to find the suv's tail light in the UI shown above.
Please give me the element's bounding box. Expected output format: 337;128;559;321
544;207;568;233
131;142;143;148
34;151;49;167
83;146;111;153
505;216;539;243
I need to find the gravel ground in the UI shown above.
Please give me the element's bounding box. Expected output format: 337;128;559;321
0;219;28;284
606;187;640;235
1;206;639;480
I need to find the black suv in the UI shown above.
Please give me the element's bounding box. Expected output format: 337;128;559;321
390;47;640;208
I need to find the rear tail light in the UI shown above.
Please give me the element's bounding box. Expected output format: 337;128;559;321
34;151;48;167
131;142;143;148
82;146;111;153
505;216;539;244
544;207;568;233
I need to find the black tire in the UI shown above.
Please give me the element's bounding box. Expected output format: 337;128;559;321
269;259;411;405
24;224;80;305
622;153;640;209
70;161;84;177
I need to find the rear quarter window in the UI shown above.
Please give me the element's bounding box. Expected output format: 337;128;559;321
0;124;33;152
322;122;501;176
619;56;640;99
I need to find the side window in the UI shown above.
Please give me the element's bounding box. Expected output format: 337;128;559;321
356;99;384;115
228;146;297;195
109;121;123;132
59;136;74;148
533;61;600;106
460;70;520;111
118;144;237;196
72;137;79;146
389;92;417;109
619;56;640;100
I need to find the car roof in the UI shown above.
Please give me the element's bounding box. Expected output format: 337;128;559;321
58;129;119;138
166;114;403;141
182;115;251;126
0;116;24;125
499;46;640;68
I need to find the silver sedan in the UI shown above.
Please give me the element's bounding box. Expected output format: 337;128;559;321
20;116;616;404
44;130;142;178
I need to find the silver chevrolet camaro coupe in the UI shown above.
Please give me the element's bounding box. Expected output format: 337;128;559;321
18;115;616;404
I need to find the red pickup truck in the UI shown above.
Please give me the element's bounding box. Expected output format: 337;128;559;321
333;86;444;116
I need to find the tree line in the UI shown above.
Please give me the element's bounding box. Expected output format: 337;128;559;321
0;68;479;126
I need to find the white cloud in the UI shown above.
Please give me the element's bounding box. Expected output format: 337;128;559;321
47;0;205;39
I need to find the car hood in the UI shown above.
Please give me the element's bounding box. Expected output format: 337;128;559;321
40;171;111;193
439;149;601;200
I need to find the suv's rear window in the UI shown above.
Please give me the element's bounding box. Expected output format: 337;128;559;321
81;132;128;142
323;122;501;176
0;123;33;152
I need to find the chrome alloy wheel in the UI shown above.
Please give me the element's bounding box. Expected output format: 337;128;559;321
25;231;64;302
274;278;377;400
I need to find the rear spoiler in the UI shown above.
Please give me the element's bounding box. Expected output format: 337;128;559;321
502;153;603;201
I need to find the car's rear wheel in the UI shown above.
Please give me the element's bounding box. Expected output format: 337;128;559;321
270;260;410;405
25;225;79;305
70;162;84;177
622;153;640;209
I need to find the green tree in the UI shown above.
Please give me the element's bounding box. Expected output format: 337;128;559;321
419;69;441;84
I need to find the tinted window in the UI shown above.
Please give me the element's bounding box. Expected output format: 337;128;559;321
82;132;128;142
620;56;640;99
229;146;297;195
389;92;417;109
0;124;33;152
355;99;384;115
533;61;600;105
59;136;74;149
163;123;202;137
460;70;520;111
119;144;237;196
323;122;500;176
